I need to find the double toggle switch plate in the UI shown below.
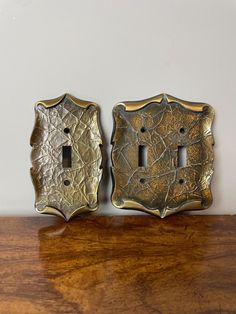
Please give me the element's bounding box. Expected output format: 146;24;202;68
31;93;214;220
111;94;214;217
30;94;103;221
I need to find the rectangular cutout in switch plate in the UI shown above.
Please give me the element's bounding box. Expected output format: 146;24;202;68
178;146;186;167
62;146;72;168
138;145;147;167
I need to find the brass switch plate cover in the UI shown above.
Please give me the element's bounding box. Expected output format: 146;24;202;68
30;94;103;221
111;94;214;217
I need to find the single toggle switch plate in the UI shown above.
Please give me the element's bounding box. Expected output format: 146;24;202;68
30;94;103;221
111;94;214;218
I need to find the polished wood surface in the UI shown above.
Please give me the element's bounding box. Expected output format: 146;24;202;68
0;216;236;314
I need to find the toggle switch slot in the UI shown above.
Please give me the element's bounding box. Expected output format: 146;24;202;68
177;146;186;167
138;145;147;167
62;146;72;168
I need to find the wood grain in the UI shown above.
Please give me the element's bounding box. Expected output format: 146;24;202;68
0;216;236;314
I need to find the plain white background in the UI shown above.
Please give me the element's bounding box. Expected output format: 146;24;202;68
0;0;235;216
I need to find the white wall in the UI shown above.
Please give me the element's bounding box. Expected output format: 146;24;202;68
0;0;235;216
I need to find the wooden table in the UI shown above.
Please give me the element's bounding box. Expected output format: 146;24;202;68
0;216;236;314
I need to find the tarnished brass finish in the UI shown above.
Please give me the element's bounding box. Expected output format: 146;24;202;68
111;94;214;217
30;94;103;221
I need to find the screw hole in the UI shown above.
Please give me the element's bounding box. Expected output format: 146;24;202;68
140;127;146;133
64;180;70;186
140;178;146;184
179;178;185;185
179;127;185;134
64;128;70;134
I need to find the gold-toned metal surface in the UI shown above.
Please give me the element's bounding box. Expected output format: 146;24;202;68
30;93;103;221
111;93;214;217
